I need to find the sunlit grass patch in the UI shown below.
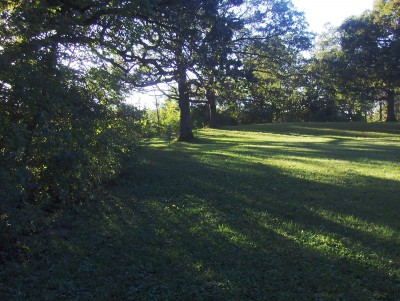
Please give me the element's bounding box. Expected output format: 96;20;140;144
306;206;398;239
255;209;398;273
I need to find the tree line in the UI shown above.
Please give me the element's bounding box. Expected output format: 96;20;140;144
142;0;399;133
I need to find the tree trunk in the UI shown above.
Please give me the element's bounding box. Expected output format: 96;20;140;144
177;66;194;141
175;43;194;141
207;86;217;128
386;90;397;122
178;87;194;141
379;100;383;121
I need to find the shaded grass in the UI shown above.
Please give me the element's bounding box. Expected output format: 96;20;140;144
1;122;399;300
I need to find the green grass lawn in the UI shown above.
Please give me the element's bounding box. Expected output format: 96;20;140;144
2;122;400;300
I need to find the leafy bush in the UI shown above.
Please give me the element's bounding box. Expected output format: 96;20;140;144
0;54;141;263
161;99;180;135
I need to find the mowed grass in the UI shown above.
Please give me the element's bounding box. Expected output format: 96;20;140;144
2;122;400;300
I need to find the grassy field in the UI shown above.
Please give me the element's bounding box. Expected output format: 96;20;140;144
1;122;400;300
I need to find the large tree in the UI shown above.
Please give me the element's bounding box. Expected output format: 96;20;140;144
132;0;312;136
98;0;244;140
339;0;400;122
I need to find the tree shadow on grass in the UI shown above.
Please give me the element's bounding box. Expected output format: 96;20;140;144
193;127;400;164
73;142;399;300
223;122;400;138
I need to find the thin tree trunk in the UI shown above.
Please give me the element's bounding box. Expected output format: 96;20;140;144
155;96;161;135
386;90;397;122
207;86;217;128
379;101;383;121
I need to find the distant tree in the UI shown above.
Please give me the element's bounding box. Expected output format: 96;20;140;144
196;20;241;128
161;99;181;135
339;0;400;122
305;27;374;121
231;0;313;123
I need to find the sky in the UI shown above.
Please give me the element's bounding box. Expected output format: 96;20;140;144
291;0;375;34
127;0;376;108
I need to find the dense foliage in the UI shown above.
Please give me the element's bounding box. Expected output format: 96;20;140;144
0;0;142;257
338;0;400;122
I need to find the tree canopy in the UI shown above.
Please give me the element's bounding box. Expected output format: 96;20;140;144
339;0;400;121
